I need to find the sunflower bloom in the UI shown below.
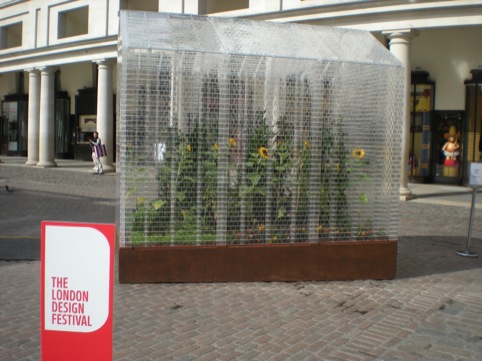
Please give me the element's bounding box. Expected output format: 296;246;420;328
213;143;218;151
352;148;365;159
229;138;237;147
186;144;191;152
259;147;269;159
304;140;310;149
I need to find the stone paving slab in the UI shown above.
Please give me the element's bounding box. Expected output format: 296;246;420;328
1;161;482;360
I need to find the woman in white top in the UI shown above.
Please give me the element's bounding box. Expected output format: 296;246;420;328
89;132;104;174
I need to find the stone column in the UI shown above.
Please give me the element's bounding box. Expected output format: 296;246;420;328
158;0;183;13
96;59;115;172
37;67;57;168
383;29;419;201
249;0;281;12
25;69;40;166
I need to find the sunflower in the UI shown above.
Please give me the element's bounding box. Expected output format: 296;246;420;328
259;147;269;159
352;148;365;159
186;144;191;152
229;138;237;147
303;140;310;149
213;143;218;151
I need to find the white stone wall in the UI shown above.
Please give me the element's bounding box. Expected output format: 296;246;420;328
412;27;482;110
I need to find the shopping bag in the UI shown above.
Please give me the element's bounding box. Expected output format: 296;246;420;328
94;144;107;157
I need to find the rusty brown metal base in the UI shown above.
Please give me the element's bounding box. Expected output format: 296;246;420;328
118;240;397;283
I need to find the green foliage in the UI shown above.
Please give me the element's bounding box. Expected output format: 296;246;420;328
126;112;385;245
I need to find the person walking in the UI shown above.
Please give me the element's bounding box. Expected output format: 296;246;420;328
89;131;104;174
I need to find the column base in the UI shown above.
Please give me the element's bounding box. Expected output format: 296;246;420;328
100;158;116;173
100;164;116;173
25;160;38;166
399;186;416;201
36;161;57;168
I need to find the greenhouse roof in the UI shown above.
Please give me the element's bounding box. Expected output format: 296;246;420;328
119;11;401;66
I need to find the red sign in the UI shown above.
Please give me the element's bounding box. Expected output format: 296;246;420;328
41;222;115;361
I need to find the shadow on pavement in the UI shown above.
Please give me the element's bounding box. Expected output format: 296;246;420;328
0;189;115;261
0;237;39;260
413;191;474;199
397;235;482;279
3;234;481;279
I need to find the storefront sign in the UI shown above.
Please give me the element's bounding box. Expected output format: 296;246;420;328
469;162;482;187
79;114;97;132
41;222;115;361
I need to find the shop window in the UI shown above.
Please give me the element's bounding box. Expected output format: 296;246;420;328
465;86;481;162
200;0;249;14
409;71;434;183
465;70;482;164
58;6;88;39
0;22;22;50
1;96;28;156
120;0;158;12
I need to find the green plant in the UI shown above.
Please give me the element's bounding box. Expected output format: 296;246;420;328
126;111;386;245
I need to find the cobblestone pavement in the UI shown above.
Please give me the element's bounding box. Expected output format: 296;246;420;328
1;159;481;360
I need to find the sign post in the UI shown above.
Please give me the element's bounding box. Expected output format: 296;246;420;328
41;222;115;361
456;163;481;258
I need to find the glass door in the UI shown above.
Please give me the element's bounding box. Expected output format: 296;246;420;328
3;101;18;154
464;76;482;185
409;71;434;183
0;112;6;155
2;99;28;156
55;96;72;158
18;100;27;156
433;111;464;184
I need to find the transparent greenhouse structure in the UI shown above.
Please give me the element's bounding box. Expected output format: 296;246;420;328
117;11;404;252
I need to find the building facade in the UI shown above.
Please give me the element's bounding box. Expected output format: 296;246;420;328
1;0;482;196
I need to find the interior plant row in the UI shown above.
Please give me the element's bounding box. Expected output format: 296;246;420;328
125;110;386;246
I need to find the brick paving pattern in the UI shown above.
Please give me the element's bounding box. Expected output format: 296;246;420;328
1;160;481;360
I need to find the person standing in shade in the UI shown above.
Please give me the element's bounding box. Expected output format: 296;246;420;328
89;131;104;174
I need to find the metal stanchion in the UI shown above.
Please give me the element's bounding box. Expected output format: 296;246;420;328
456;186;479;258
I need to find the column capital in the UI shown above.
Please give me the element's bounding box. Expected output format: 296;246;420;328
25;68;41;74
382;28;419;41
93;58;116;67
38;66;59;74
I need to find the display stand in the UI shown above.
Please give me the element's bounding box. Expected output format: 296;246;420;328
456;163;481;258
